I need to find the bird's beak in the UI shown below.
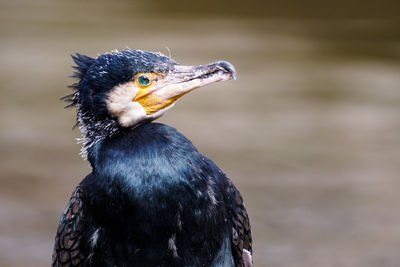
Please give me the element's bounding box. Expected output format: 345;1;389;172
134;61;237;115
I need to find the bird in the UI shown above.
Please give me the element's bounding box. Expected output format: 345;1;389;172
52;49;252;267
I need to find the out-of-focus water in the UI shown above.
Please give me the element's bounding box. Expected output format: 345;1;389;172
1;0;400;266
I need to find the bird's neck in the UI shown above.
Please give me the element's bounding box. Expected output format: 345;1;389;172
77;108;122;159
85;122;210;192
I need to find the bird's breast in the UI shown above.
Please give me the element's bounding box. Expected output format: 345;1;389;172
87;135;220;237
81;123;229;265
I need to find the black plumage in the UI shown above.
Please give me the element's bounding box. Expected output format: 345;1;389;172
52;50;252;266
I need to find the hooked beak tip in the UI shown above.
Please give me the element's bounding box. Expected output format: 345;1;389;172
215;61;237;80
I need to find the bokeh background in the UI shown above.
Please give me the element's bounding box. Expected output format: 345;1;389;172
1;0;400;266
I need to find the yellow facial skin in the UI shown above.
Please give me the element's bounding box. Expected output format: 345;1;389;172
136;93;183;115
133;73;161;100
133;72;186;115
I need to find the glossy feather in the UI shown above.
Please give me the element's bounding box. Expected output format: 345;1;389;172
52;123;252;266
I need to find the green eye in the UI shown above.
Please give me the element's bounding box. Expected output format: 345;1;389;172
137;75;151;87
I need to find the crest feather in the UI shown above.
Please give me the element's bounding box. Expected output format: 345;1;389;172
62;53;95;108
71;53;95;79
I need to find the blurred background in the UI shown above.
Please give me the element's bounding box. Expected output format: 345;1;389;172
1;0;400;266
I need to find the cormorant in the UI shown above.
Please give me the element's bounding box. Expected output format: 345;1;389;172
52;50;252;267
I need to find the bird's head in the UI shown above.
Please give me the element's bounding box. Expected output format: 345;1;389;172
66;49;236;156
68;49;236;126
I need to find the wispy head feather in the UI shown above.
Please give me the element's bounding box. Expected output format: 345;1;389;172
71;53;95;79
62;53;95;108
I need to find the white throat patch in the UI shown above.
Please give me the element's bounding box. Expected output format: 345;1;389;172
106;82;145;127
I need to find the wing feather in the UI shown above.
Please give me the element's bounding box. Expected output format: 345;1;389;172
52;185;85;266
226;178;253;267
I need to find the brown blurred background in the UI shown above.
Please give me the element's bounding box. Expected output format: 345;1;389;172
1;0;400;266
